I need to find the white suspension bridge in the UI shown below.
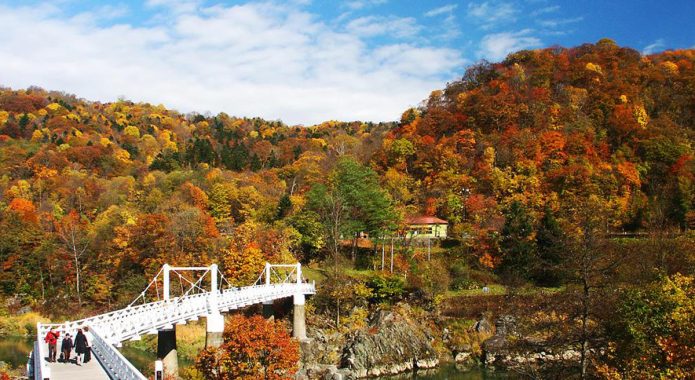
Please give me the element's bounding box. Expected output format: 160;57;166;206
28;262;316;380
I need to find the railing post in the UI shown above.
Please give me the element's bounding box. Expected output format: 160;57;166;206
210;264;218;294
209;264;218;310
163;264;170;301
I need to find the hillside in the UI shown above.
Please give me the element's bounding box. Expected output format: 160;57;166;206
1;40;694;378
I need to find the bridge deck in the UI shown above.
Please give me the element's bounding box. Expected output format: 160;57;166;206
47;356;110;380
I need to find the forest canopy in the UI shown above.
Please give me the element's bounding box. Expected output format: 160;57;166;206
0;41;694;308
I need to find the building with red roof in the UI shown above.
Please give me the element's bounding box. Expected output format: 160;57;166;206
404;215;448;239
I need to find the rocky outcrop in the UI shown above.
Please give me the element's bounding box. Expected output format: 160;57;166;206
481;315;518;367
300;306;439;379
340;308;439;378
482;315;582;370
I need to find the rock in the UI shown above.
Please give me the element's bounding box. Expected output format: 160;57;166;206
454;352;471;362
494;315;516;336
474;317;492;333
442;327;451;343
481;314;587;372
339;307;438;378
481;335;508;367
481;315;517;367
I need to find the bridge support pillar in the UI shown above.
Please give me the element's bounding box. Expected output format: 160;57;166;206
262;300;274;319
206;313;225;348
293;293;307;340
157;327;178;378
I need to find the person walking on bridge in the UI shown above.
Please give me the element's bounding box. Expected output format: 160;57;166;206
44;328;60;362
74;328;88;366
60;333;73;363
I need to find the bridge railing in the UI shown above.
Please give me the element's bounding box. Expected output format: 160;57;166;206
32;324;50;380
36;282;315;344
31;279;316;379
30;339;47;380
90;326;147;380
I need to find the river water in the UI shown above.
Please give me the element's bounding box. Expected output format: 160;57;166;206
0;338;509;379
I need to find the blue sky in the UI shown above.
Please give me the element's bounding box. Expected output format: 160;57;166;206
0;0;693;125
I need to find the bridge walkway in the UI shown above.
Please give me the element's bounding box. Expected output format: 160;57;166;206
46;357;110;380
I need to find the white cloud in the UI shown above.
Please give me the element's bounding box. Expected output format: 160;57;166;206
0;2;462;125
478;29;542;61
424;4;457;17
467;1;517;29
146;0;202;15
423;4;460;40
346;15;420;38
344;0;387;11
538;16;583;28
530;5;560;17
642;39;665;55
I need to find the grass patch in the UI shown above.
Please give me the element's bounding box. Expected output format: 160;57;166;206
446;284;507;297
302;267;329;284
123;320;206;361
444;317;494;357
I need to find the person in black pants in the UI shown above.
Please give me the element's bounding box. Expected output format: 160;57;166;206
60;334;73;363
74;329;88;366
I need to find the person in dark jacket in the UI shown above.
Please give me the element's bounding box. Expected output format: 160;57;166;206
60;334;73;363
74;329;88;366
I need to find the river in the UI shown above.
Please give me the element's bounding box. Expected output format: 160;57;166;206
0;338;510;379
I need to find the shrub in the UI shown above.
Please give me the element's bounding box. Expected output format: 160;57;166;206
366;274;405;304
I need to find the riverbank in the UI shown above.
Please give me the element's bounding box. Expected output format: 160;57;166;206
0;312;48;338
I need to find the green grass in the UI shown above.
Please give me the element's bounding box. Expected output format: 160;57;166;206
446;284;508;297
445;284;565;298
302;266;330;284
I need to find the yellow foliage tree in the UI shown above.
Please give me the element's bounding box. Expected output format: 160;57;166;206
222;244;265;286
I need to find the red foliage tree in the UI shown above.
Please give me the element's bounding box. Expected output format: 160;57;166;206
196;314;299;380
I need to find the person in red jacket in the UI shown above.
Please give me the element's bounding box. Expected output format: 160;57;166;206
44;328;60;362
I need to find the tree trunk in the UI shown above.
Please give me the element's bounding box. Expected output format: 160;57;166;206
580;253;591;379
390;237;394;273
70;230;82;306
381;237;385;271
39;269;45;301
351;233;358;263
336;297;340;327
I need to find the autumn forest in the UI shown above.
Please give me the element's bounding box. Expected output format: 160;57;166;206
1;40;694;378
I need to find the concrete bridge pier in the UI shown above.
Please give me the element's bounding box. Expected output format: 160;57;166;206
206;312;225;348
158;264;178;378
293;293;307;340
262;300;274;319
157;327;178;378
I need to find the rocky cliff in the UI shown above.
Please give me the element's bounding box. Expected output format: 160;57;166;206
299;306;439;379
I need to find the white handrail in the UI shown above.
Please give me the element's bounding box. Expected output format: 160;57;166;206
90;326;147;380
32;324;50;380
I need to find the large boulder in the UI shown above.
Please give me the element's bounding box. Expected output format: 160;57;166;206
481;315;517;367
339;307;439;378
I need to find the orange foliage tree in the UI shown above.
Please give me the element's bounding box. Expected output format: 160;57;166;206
196;314;299;380
8;198;38;223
